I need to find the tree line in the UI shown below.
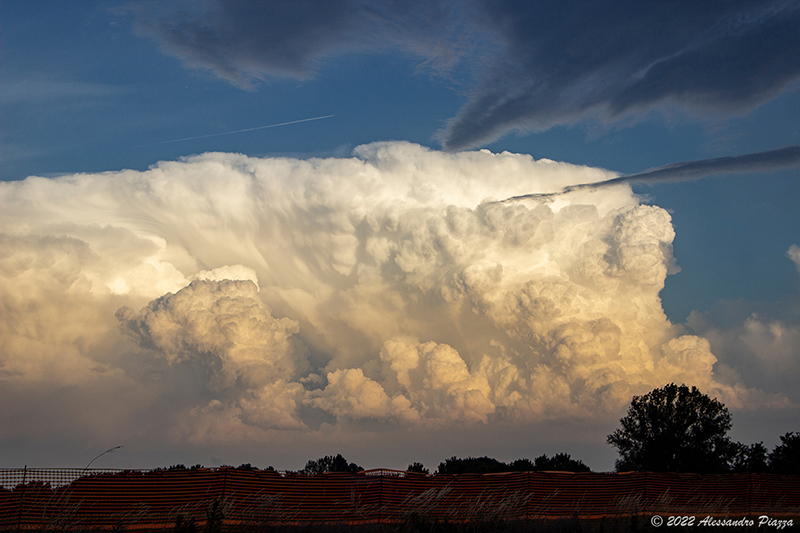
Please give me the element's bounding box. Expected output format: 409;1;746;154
155;384;797;476
298;453;589;476
299;384;798;476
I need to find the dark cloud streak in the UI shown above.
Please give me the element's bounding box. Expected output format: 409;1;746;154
132;0;463;88
501;144;800;203
611;144;800;184
443;0;800;150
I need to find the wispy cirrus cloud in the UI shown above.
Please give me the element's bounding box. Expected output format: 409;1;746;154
0;79;123;105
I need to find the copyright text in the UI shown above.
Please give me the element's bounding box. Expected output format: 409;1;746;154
649;515;794;529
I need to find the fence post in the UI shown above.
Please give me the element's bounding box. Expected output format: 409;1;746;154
16;465;27;532
747;473;752;518
525;471;531;520
643;472;648;517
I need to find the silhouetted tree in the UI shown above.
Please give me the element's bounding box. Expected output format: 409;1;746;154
438;454;592;474
607;383;738;473
768;432;800;475
302;454;362;474
508;454;590;472
508;459;535;471
730;442;769;473
534;453;591;472
437;456;508;474
407;462;429;474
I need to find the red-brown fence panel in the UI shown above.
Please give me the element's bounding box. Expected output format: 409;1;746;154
1;468;798;530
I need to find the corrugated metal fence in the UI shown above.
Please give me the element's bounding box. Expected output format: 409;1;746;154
1;468;798;530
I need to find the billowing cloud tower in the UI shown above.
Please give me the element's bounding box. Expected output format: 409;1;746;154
0;142;766;455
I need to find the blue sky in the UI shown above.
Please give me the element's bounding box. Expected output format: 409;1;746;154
2;1;800;471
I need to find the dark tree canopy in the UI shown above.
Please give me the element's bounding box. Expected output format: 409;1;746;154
768;432;800;475
302;454;362;474
532;453;591;472
730;442;769;473
407;462;429;474
437;456;507;475
507;454;590;472
507;459;535;471
607;383;737;473
437;454;591;475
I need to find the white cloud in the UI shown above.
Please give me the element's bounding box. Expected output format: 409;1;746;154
681;246;800;407
310;368;398;420
0;142;783;456
192;264;259;287
116;279;308;431
788;244;800;274
116;279;305;387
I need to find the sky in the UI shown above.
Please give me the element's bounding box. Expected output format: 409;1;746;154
1;0;800;473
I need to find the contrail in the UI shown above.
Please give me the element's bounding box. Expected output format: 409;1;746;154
150;114;335;145
499;143;800;203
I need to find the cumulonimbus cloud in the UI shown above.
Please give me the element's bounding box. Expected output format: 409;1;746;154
0;142;788;446
131;1;800;149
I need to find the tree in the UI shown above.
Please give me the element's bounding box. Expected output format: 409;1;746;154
437;454;592;474
302;454;362;474
730;442;769;473
407;462;429;474
768;432;800;475
436;456;508;475
508;454;591;472
507;458;534;471
533;453;591;472
607;383;738;473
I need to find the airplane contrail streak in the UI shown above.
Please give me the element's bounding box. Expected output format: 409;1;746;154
151;114;335;145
